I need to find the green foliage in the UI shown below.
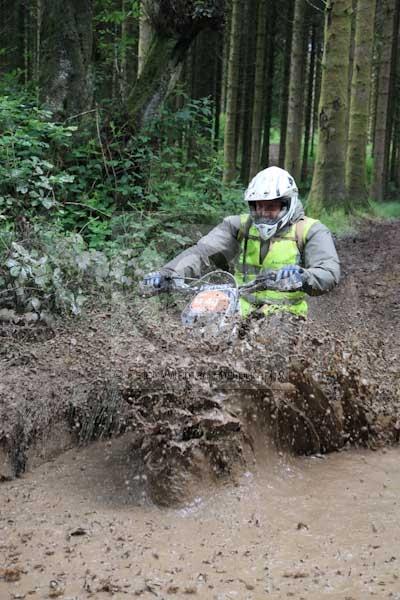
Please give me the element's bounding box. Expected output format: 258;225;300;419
369;200;400;220
0;95;77;218
305;199;400;237
313;208;358;236
0;225;137;315
0;87;244;315
93;0;139;100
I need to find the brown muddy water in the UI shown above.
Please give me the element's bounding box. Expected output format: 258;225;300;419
1;437;400;600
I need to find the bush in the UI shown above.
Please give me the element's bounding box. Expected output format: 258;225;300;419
0;95;77;219
0;88;245;316
0;226;137;316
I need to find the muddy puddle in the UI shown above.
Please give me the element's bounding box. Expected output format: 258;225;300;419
1;220;400;598
1;436;400;599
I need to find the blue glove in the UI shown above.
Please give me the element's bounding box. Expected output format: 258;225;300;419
142;271;172;292
274;265;304;291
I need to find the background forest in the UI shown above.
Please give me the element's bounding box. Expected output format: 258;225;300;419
0;0;399;317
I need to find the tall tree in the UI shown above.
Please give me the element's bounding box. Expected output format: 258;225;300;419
310;29;323;159
213;31;223;150
370;0;397;201
222;0;242;183
284;0;307;182
239;0;257;184
308;0;352;212
260;0;276;168
346;0;376;207
390;22;400;187
128;0;224;131
138;0;152;77
249;0;268;178
279;0;295;168
40;0;94;118
301;20;316;182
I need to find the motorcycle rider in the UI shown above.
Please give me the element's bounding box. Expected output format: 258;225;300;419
142;166;340;317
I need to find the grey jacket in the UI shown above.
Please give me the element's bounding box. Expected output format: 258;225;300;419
164;202;340;295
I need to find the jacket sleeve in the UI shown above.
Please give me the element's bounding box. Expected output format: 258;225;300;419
163;215;242;278
302;221;340;295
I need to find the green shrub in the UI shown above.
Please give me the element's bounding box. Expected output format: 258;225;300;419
0;225;137;315
0;95;77;218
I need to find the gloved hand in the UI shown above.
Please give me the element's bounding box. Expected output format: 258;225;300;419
273;265;305;291
141;270;173;293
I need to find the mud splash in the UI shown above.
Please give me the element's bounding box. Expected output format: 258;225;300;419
108;312;399;505
0;220;399;506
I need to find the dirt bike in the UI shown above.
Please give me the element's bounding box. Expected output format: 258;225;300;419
141;269;303;332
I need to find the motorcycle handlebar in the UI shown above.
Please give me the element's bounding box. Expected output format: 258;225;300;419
143;270;279;295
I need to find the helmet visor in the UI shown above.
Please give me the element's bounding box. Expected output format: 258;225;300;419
249;197;290;226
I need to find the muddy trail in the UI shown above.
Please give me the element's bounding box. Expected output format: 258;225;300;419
0;218;400;599
1;219;399;507
1;439;400;599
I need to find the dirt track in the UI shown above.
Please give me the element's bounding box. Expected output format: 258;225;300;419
1;440;400;599
0;218;400;598
1;219;399;498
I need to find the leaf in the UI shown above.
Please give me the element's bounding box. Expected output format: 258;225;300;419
30;297;41;311
34;275;48;287
6;258;19;269
10;266;21;277
11;242;29;257
19;267;28;281
42;198;55;209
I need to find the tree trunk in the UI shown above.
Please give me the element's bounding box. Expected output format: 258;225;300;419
345;0;357;144
345;0;376;207
260;0;276;168
386;0;400;189
390;21;400;187
284;0;307;182
308;0;352;213
301;21;316;182
128;0;225;131
370;0;397;201
40;0;94;118
239;0;257;184
249;0;268;178
138;0;153;77
220;1;231;114
119;0;128;101
279;0;295;167
310;30;323;159
223;0;242;184
191;29;218;101
213;31;223;150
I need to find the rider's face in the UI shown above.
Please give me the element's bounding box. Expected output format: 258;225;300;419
254;199;283;219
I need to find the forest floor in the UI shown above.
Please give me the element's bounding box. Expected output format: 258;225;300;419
0;218;399;598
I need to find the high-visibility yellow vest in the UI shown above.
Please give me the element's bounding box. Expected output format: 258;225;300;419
235;215;318;317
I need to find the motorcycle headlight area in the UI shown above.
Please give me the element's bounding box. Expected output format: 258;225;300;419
181;287;239;326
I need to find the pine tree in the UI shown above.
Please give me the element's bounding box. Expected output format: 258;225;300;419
370;0;398;201
279;0;295;168
223;0;243;183
138;0;152;77
249;0;268;178
284;0;307;182
308;0;352;212
346;0;376;206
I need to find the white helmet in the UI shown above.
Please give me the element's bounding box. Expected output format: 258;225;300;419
244;166;299;240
